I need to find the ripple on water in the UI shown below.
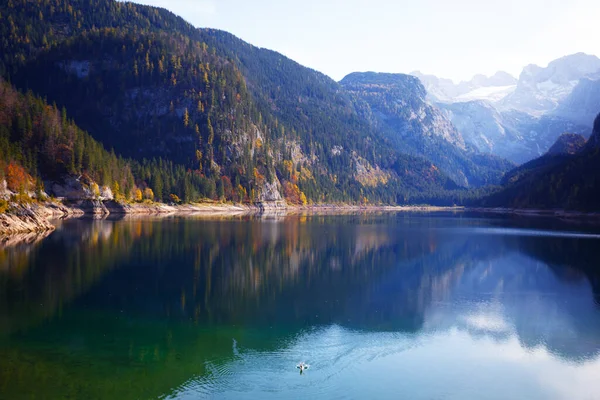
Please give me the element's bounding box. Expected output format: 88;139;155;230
169;325;419;399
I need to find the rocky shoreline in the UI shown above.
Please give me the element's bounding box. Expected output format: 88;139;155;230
0;201;464;236
0;202;83;235
3;201;599;237
0;200;266;235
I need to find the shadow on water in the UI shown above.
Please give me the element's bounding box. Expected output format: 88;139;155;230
0;213;599;398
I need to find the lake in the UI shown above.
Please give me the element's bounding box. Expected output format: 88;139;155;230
1;212;600;399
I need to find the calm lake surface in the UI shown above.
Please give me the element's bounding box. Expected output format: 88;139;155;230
1;213;600;399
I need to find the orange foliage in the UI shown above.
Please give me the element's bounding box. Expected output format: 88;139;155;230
253;168;265;188
5;162;34;193
283;181;306;205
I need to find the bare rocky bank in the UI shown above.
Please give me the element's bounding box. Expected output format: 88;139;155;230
0;202;83;235
0;200;461;236
0;200;286;235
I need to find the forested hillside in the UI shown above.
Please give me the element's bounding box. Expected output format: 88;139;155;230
481;114;600;211
0;77;239;203
0;0;511;206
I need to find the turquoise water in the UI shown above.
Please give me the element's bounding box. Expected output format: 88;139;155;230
1;213;600;399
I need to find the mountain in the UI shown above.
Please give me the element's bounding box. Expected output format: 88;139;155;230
500;53;600;116
481;114;600;211
553;78;600;127
0;0;474;205
415;54;599;164
440;101;591;164
340;72;513;187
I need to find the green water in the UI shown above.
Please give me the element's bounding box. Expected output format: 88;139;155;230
1;213;600;399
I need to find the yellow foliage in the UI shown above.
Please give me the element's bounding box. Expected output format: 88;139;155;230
90;182;100;198
134;188;143;202
300;192;308;206
143;187;154;201
0;199;8;214
236;184;247;202
299;166;314;182
283;160;294;178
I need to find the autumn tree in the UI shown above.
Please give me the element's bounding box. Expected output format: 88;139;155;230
143;187;154;201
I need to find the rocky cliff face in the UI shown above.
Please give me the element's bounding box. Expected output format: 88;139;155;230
552;78;600;127
341;72;465;148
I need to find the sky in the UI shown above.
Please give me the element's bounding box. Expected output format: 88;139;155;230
132;0;600;83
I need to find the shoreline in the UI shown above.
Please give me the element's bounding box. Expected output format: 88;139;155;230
3;201;600;237
0;201;463;236
468;207;600;221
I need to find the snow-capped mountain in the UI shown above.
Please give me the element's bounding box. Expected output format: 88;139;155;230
439;101;589;163
411;53;600;164
411;70;517;103
500;53;600;115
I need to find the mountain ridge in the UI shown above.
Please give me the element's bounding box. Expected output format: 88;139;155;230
0;0;486;206
413;53;599;164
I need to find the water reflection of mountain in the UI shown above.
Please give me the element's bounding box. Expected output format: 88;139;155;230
420;233;600;363
1;215;600;399
3;216;600;342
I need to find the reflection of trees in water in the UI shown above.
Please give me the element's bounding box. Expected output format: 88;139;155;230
5;216;599;341
2;215;600;398
511;235;600;303
0;220;151;335
0;231;52;277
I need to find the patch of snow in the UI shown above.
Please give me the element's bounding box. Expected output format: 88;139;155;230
455;85;516;103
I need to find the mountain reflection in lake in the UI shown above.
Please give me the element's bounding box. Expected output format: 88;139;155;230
1;213;599;399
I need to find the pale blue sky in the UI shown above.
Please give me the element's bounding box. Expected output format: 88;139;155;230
132;0;600;82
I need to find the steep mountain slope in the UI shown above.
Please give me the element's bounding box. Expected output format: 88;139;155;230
553;78;600;127
0;0;465;204
0;77;134;199
340;72;514;187
481;114;600;211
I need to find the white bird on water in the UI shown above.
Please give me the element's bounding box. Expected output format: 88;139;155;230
296;362;310;373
